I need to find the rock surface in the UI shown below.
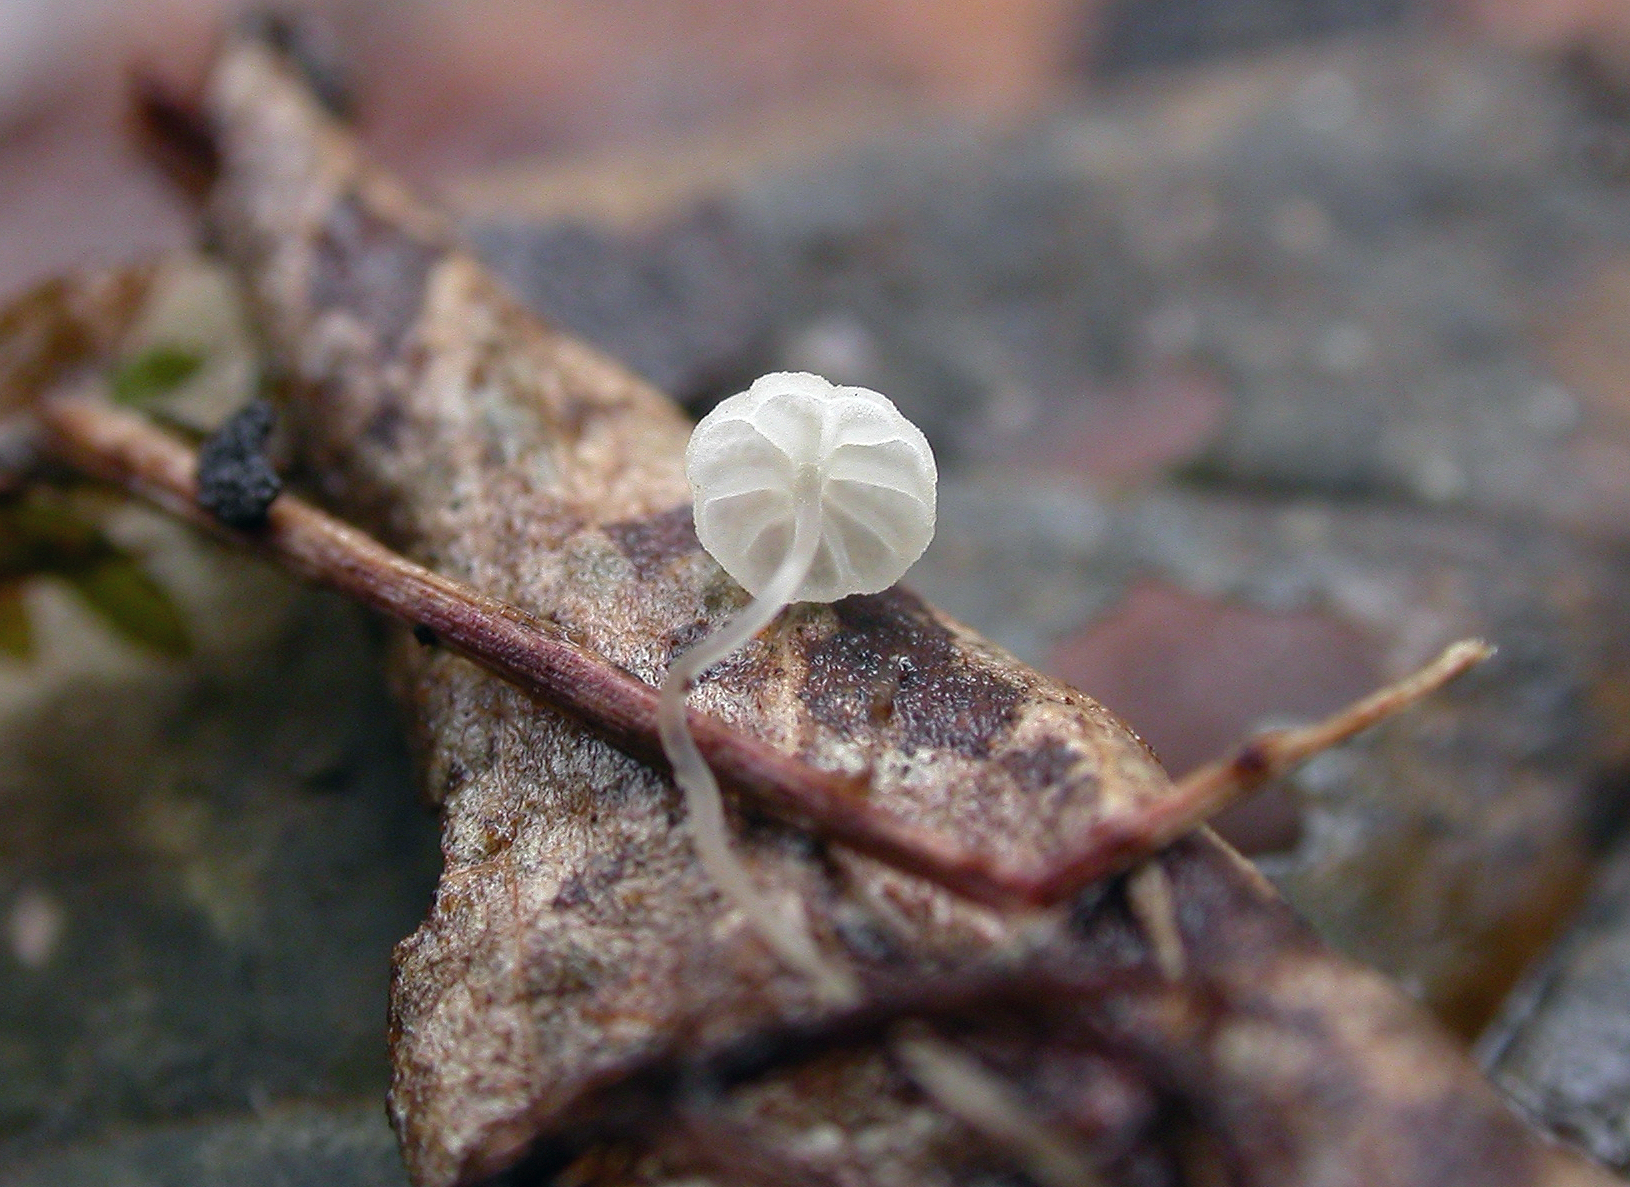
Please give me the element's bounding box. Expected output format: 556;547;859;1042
0;554;438;1171
0;267;438;1180
0;1102;408;1187
1481;835;1630;1174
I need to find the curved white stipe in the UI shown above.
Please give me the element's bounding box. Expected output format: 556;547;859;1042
658;372;937;997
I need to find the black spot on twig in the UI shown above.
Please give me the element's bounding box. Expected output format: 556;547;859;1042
196;399;283;529
1231;741;1271;781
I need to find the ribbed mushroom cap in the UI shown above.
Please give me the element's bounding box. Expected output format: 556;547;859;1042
687;371;937;603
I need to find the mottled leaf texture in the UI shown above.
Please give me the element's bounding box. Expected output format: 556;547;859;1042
0;267;155;412
110;345;203;406
0;489;190;657
197;35;1619;1187
62;555;190;658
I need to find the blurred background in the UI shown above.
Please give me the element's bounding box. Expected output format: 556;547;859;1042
5;0;1630;1183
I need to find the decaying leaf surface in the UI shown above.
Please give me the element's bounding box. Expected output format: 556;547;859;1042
195;35;1621;1187
0;268;155;413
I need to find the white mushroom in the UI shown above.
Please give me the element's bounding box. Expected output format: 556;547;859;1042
658;371;936;995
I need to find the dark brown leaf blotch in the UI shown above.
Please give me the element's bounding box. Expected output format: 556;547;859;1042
604;504;701;580
311;194;441;355
802;588;1024;758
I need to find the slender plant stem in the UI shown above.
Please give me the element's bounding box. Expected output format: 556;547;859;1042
33;394;1491;913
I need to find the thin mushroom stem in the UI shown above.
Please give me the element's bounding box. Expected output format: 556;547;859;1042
659;466;856;1001
662;486;822;690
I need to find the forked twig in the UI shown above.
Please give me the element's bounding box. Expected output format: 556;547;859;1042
1026;638;1493;903
32;392;1490;910
1179;637;1494;804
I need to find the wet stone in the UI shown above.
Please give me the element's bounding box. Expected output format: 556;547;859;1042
0;1101;407;1187
1480;834;1630;1173
1098;40;1630;532
1095;0;1412;74
1047;577;1383;779
0;565;440;1169
472;204;769;405
471;37;1630;538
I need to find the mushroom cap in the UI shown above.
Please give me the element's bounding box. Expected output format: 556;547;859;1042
687;371;937;603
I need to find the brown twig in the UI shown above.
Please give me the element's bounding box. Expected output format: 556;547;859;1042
1027;638;1493;903
36;393;1009;900
33;393;1491;911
